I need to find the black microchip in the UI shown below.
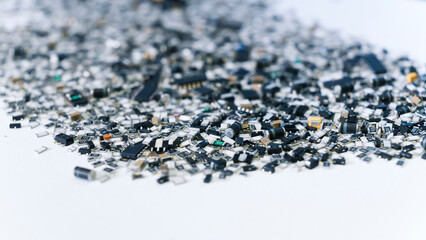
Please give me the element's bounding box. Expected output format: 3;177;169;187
362;54;387;74
133;64;162;102
121;142;146;160
175;72;207;87
54;133;74;146
241;89;259;100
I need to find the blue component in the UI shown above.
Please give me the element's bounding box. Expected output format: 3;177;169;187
236;43;245;51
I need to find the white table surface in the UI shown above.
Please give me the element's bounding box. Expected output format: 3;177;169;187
1;0;426;240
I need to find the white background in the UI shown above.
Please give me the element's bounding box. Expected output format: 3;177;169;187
1;0;426;240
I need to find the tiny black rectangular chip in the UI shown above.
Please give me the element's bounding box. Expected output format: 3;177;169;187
54;133;74;146
362;54;387;74
121;142;146;160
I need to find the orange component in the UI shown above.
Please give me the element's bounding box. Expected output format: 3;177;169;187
308;116;322;130
406;72;418;83
100;134;111;141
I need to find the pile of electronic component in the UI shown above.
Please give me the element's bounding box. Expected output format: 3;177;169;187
1;0;426;184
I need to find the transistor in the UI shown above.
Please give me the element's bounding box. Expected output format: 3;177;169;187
79;148;91;155
12;113;25;121
54;133;74;146
9;123;21;129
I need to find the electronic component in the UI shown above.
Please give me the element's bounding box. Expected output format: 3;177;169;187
74;166;96;181
2;0;425;186
157;176;169;184
406;72;418;83
121;142;146;160
133;64;162;102
36;131;49;138
225;122;243;139
66;90;88;106
234;44;251;62
308;116;322;130
241;89;259;100
34;146;48;154
422;136;426;150
54;133;74;146
361;54;387;74
92;88;110;98
175;72;206;89
70;112;82;121
99;134;111;141
92;161;104;168
340;123;357;134
9;123;21;129
332;158;346;165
